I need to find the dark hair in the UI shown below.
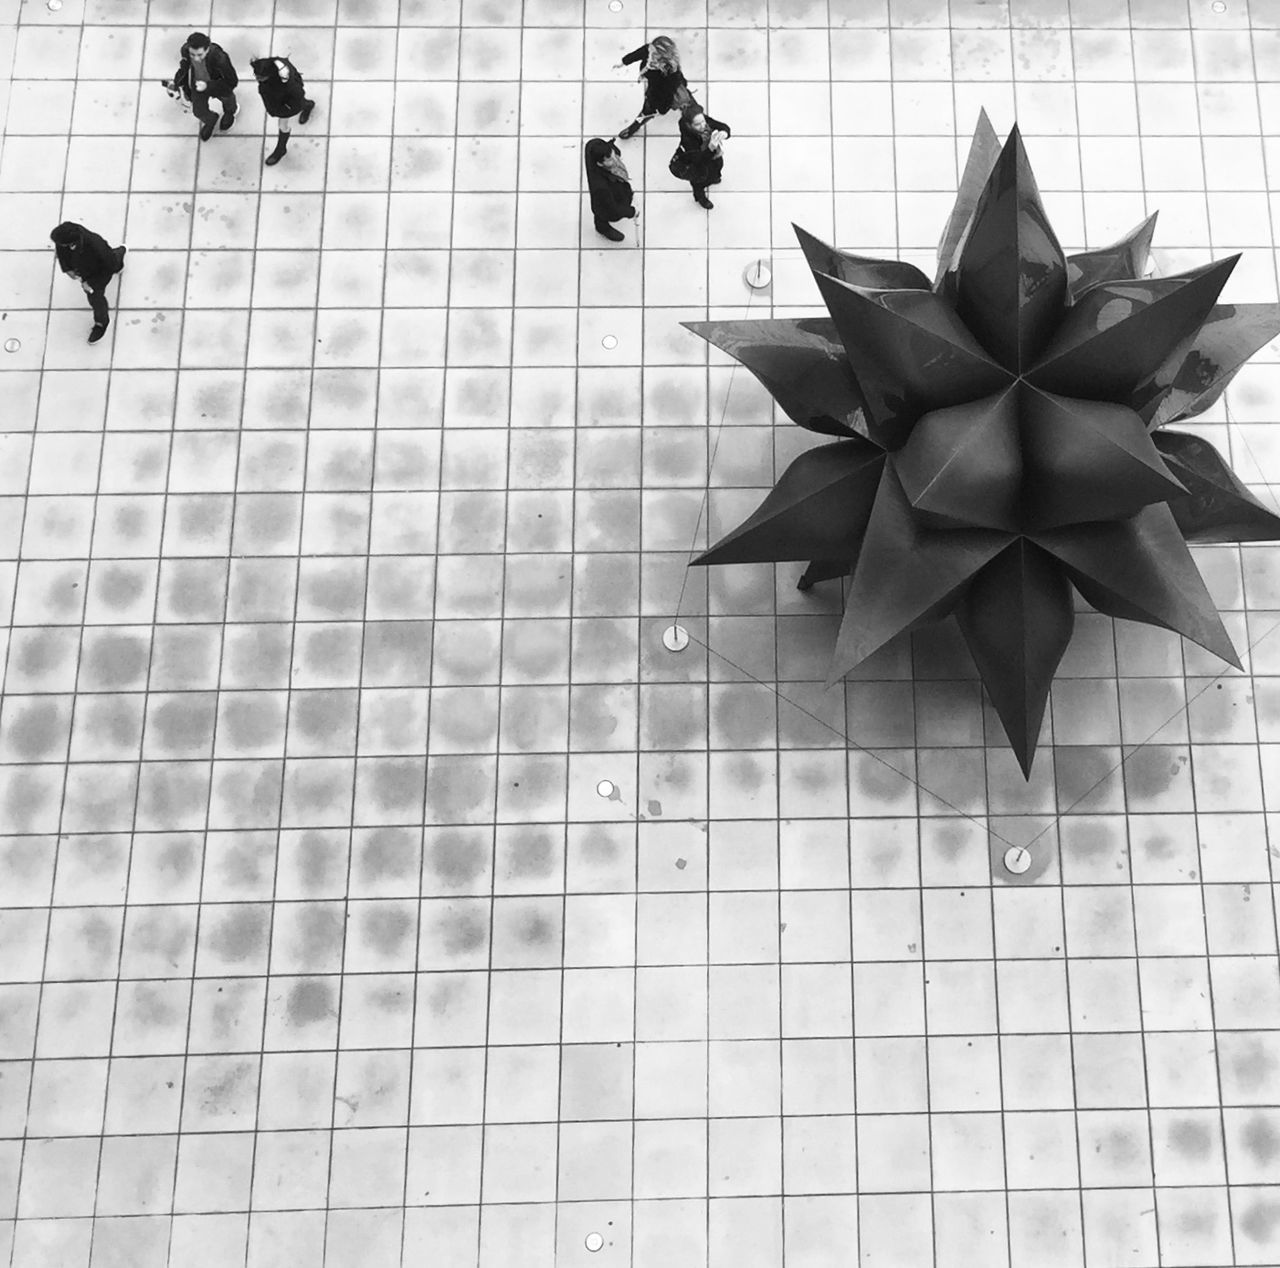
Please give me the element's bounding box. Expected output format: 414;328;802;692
186;32;210;49
49;222;82;245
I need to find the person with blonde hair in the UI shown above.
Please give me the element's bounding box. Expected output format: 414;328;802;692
614;35;687;139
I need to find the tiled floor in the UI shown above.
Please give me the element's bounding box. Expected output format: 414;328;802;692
3;0;1280;1264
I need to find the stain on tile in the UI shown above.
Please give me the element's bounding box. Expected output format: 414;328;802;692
4;700;67;760
503;829;555;880
364;759;426;815
1239;1196;1280;1244
359;903;416;959
1229;1038;1278;1094
1169;1117;1213;1158
205;906;269;965
357;827;419;886
219;694;285;752
81;632;150;690
427;830;490;888
515;906;556;947
294;904;346;968
292;690;358;745
441;907;489;956
1125;748;1188;799
93;563;149;611
291;830;348;895
149;694;216;756
1243;1114;1280;1164
2;770;54;832
132;981;187;1033
197;1058;256;1117
235;494;301;549
287;977;337;1026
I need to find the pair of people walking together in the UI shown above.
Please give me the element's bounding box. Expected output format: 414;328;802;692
168;31;316;167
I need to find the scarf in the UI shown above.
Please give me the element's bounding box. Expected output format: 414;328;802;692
599;151;631;184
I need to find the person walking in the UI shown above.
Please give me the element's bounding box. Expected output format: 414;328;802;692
584;138;637;243
50;222;126;344
251;55;316;167
173;32;239;143
615;36;686;140
670;102;731;210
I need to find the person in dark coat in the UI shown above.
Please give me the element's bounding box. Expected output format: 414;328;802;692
50;222;126;344
615;36;686;139
172;32;238;143
584;138;637;243
670;103;731;210
251;56;317;167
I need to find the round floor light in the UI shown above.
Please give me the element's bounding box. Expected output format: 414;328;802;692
3;338;20;353
662;624;690;652
1003;845;1032;875
744;259;772;290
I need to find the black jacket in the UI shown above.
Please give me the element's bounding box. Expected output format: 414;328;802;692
174;42;238;95
51;223;119;285
622;43;687;115
257;58;307;117
673;114;731;187
584;139;635;225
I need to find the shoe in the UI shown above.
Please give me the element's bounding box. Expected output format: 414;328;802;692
299;99;315;125
88;323;108;344
219;106;236;131
199;117;215;141
265;134;289;166
595;223;625;242
617;122;638;139
695;193;714;209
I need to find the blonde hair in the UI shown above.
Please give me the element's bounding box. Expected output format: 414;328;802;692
646;35;680;75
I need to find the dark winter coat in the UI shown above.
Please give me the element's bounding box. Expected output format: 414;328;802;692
51;222;119;285
621;43;687;115
256;58;307;118
173;41;238;96
584;139;635;226
671;114;731;189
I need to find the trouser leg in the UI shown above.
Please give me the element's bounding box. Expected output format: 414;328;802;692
83;280;109;328
190;91;216;124
215;90;237;128
618;110;655;138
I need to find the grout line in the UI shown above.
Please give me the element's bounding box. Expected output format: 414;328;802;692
3;3;92;1262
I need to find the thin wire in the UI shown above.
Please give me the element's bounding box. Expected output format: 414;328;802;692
672;278;760;624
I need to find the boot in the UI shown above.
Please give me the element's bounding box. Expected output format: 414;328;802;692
219;103;236;131
298;99;315;125
595;220;625;242
199;116;215;141
265;131;290;166
88;322;108;344
695;191;714;209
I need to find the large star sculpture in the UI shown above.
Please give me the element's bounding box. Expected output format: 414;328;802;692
687;116;1280;776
